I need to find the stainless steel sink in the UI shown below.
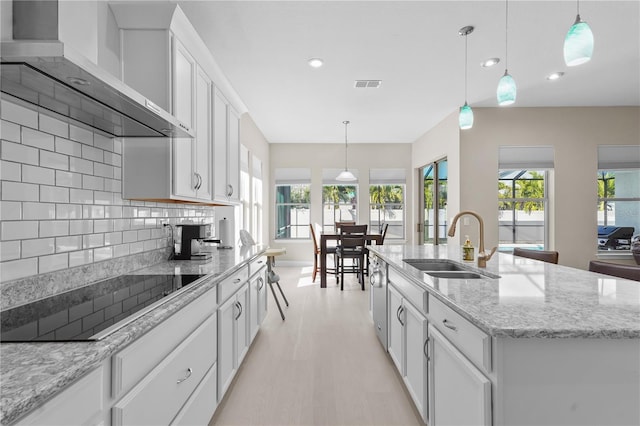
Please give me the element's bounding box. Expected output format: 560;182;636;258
403;259;499;279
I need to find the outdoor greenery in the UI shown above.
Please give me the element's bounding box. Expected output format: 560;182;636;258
323;185;356;204
597;172;616;205
370;185;403;209
498;171;545;214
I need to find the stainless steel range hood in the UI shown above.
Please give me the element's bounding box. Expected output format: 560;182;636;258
1;1;193;138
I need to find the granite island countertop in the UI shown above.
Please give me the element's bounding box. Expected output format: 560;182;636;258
0;245;266;425
369;244;640;339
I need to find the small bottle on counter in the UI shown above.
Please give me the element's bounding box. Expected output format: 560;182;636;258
462;235;474;261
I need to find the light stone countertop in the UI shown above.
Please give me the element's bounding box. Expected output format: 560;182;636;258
0;245;266;426
369;244;640;339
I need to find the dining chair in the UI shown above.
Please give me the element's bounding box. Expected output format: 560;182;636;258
335;224;368;291
335;221;356;233
364;223;389;276
513;248;559;264
588;261;640;281
309;223;337;283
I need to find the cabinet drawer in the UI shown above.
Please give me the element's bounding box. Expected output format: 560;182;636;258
388;267;427;314
18;367;103;426
112;314;217;426
171;362;217;426
218;266;249;303
112;283;217;398
428;297;491;373
249;255;267;277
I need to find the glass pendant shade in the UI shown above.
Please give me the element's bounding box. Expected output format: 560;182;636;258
336;170;356;181
564;15;594;66
459;103;474;130
497;71;517;106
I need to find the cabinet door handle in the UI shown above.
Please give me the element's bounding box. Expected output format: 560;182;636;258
442;319;457;331
369;273;376;286
396;305;402;323
195;173;202;190
227;184;233;197
176;367;193;384
233;278;242;284
234;301;241;320
257;277;264;290
398;306;405;326
423;337;430;361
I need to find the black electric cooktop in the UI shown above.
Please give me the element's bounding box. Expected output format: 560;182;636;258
0;274;205;343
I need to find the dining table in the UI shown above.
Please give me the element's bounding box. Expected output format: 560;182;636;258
320;232;383;288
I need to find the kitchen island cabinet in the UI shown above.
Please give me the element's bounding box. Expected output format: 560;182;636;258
369;244;640;426
0;246;266;425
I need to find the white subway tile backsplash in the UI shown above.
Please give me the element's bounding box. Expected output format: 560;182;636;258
83;205;105;219
22;165;55;185
122;230;137;243
1;140;39;165
94;191;113;205
129;241;144;254
113;139;122;155
40;185;70;203
68;249;93;267
55;137;82;157
82;145;103;162
104;152;121;167
112;219;130;232
55;235;82;253
144;218;157;228
104;231;122;246
1;220;38;240
112;244;129;258
39;220;69;238
0;258;38;281
1;120;21;142
0;201;22;221
0;241;21;261
40;150;69;170
105;179;121;193
69;188;93;204
83;233;104;249
82;175;104;191
105;206;123;219
143;240;156;251
39;114;69;138
93;246;113;261
56;204;82;219
94;219;112;233
94;134;114;152
2;181;39;202
23;202;56;220
55;170;83;188
137;229;151;241
69;157;93;174
69;220;93;235
39;253;68;274
1;100;38;128
94;163;114;178
22;238;55;257
131;218;145;229
69;125;93;145
0;160;21;181
22;127;55;151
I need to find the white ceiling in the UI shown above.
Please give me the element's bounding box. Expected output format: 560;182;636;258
176;1;640;144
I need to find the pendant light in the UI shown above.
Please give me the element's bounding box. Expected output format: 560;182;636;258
497;0;516;106
564;0;594;66
458;25;474;130
335;120;356;181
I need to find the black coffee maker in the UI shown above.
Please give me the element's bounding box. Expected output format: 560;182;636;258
175;224;212;260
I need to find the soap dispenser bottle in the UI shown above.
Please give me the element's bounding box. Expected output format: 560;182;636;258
462;235;474;261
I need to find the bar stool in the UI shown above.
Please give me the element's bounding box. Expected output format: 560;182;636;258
264;247;289;320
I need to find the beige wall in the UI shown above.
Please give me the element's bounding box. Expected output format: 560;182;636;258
460;106;639;269
269;143;412;262
411;112;461;245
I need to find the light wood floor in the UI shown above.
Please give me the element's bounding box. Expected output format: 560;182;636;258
209;265;423;426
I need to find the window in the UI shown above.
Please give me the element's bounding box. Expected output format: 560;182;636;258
322;168;358;233
275;168;310;239
498;170;547;250
240;145;250;232
251;155;263;243
597;146;640;253
420;159;447;244
497;146;553;252
369;169;406;239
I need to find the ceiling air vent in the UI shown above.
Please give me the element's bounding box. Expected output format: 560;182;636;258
354;80;382;88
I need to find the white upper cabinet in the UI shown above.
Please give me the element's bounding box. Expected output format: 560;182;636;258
213;90;241;204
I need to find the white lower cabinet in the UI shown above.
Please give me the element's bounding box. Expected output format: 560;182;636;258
112;314;217;426
218;282;249;399
387;284;428;423
171;362;218;426
428;324;492;426
249;266;267;342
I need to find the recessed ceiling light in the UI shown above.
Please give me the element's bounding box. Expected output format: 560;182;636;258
546;71;565;81
480;57;500;68
308;58;324;68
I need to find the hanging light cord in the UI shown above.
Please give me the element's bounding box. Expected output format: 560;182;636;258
577;0;581;15
343;120;349;171
504;0;509;71
464;33;468;102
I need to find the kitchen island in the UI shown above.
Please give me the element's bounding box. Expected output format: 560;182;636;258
0;245;266;425
368;244;640;426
